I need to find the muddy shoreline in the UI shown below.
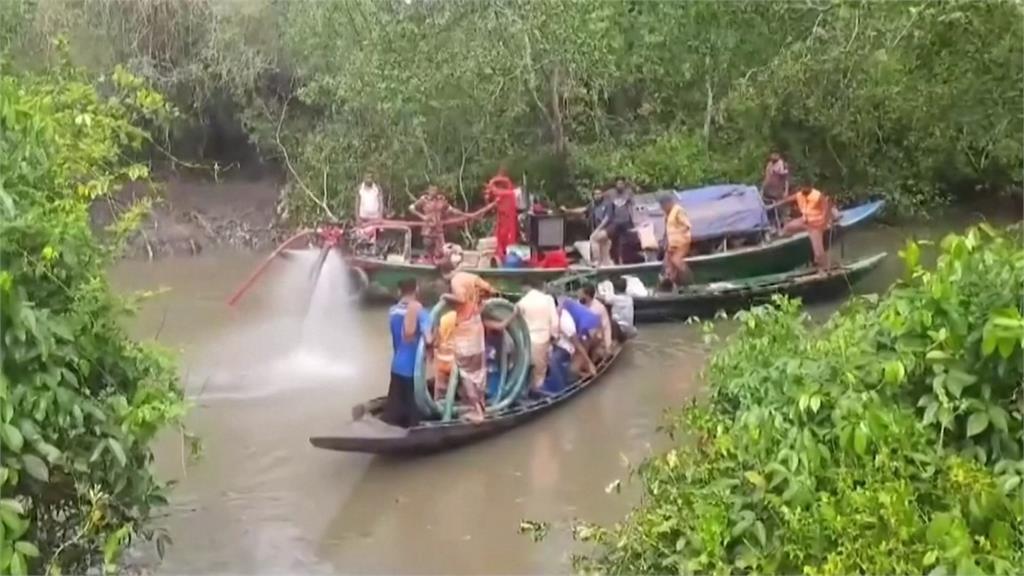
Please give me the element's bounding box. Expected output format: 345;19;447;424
91;174;287;259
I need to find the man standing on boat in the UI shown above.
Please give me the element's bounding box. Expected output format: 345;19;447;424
771;186;841;270
384;278;431;428
657;191;693;290
485;166;520;264
410;186;467;263
438;260;493;423
515;276;560;394
761;152;790;202
608;177;638;264
357;172;384;223
561;188;614;266
761;152;790;228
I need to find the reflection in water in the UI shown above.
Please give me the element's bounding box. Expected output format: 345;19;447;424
108;216;1009;574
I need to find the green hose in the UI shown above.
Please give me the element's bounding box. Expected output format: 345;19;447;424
413;297;532;420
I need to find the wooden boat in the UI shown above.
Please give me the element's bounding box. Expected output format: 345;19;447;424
309;346;624;455
539;253;887;323
347;200;885;296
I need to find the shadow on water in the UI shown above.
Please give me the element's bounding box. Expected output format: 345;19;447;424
107;209;1016;574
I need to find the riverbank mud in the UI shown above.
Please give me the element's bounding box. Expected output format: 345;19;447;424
91;175;285;259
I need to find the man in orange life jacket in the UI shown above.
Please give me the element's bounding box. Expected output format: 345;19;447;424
771;186;841;270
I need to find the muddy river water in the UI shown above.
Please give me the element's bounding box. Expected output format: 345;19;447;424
109;213;999;574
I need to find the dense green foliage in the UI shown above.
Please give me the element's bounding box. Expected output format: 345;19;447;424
4;0;1021;220
573;226;1024;574
0;56;186;573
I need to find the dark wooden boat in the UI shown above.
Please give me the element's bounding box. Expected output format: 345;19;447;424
309;347;624;455
345;200;886;295
585;252;887;323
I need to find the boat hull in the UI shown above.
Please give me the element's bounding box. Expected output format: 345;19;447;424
309;347;624;455
348;200;884;297
630;252;887;322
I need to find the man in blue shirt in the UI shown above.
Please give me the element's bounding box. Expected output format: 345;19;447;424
384;278;432;427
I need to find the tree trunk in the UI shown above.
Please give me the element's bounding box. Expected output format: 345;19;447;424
551;63;566;154
703;54;714;150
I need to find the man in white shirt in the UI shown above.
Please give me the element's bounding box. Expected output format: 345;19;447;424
603;277;637;340
357;173;383;222
514;277;559;393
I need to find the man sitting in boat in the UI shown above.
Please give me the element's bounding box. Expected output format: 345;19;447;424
515;276;560;396
544;297;595;394
657;191;694;291
438;260;495;423
384;278;432;428
579;283;613;360
770;186;841;270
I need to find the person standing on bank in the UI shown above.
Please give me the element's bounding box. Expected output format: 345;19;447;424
384;278;431;427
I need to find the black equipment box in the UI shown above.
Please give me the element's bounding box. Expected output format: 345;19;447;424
529;214;565;249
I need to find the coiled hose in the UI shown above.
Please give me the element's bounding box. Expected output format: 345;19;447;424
413;298;532;421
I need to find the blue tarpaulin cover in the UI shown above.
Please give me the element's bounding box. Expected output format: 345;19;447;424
633;184;769;242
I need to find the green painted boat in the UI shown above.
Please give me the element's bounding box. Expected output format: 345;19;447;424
348;200;885;297
540;252;888;323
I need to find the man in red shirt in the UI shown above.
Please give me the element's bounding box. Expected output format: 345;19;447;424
485;167;519;263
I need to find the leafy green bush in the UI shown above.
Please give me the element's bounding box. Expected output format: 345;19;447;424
573;225;1023;574
0;57;186;574
575;132;715;192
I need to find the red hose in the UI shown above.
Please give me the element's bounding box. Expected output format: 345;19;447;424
226;229;314;306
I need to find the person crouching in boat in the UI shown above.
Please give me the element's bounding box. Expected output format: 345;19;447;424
579;283;613;360
657;191;694;291
543;297;596;394
515;276;560;396
771;186;841;270
438;260;494;423
384;278;432;428
559;296;601;375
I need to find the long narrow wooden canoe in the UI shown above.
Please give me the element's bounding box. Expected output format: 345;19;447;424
347;200;885;295
537;253;887;323
309;346;624;455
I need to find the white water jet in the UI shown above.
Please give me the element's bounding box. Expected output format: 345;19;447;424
193;248;368;401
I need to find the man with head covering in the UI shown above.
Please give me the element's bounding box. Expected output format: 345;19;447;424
438;259;494;422
657;190;693;290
